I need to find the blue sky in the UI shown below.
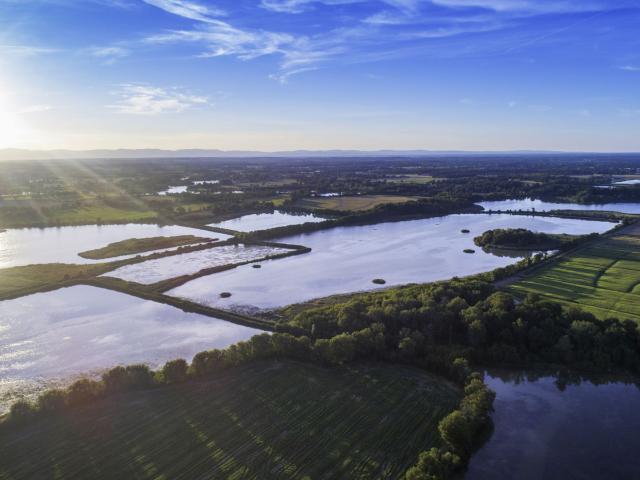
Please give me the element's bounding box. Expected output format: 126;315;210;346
0;0;639;151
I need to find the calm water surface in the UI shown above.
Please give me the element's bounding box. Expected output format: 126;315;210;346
467;371;640;479
106;243;289;284
0;223;228;268
0;285;261;413
478;198;640;214
168;214;615;312
209;210;326;232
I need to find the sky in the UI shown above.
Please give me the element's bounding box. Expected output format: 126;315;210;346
0;0;639;152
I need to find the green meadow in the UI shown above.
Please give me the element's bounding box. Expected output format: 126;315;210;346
510;234;640;322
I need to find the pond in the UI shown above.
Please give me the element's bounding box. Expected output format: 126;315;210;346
0;285;261;414
158;186;189;195
0;224;229;268
168;213;615;312
208;210;326;232
105;243;290;284
478;198;640;214
466;370;640;479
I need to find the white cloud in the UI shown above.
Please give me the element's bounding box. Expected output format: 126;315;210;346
142;0;226;22
619;65;640;72
0;45;59;56
18;105;53;114
108;84;210;115
85;46;131;64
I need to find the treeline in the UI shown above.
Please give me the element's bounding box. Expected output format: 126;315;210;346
473;228;596;251
240;197;478;241
278;278;640;374
405;369;494;480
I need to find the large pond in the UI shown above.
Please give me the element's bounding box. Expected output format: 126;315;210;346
466;371;640;479
208;210;326;232
478;198;640;214
168;213;615;312
0;224;229;268
105;243;290;284
0;285;261;413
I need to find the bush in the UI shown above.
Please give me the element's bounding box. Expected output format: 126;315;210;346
66;379;104;407
37;389;67;413
161;359;189;383
9;400;38;423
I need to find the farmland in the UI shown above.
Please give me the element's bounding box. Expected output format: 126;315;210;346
509;225;640;322
0;361;460;480
296;195;417;212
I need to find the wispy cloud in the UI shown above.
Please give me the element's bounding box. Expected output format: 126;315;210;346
0;45;59;57
142;0;226;22
85;46;131;64
107;84;210;115
619;64;640;72
17;104;53;114
139;0;633;82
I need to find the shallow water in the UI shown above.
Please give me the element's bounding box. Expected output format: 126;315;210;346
0;285;261;413
466;371;640;479
158;185;189;195
478;197;640;214
0;224;229;268
105;243;289;284
168;213;614;311
208;210;326;232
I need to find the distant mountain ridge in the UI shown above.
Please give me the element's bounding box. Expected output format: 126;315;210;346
0;148;632;161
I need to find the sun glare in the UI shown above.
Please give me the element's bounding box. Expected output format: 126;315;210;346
0;81;36;149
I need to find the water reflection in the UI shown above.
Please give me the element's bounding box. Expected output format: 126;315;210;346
169;213;614;312
466;369;640;479
208;210;326;232
478;198;640;214
0;285;261;413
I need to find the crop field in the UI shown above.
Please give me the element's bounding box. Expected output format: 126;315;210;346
0;361;460;480
297;195;416;212
386;175;436;184
510;232;640;321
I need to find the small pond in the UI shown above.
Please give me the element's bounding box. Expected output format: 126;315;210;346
0;285;261;413
478;198;640;214
158;186;189;195
168;213;615;312
208;210;326;232
0;224;229;268
105;243;290;284
466;370;640;479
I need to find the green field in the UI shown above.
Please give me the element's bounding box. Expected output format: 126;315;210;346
510;233;640;321
0;361;460;480
296;195;417;212
386;175;436;184
79;235;212;259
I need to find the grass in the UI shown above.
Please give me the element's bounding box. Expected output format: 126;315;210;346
509;233;640;322
386;175;435;184
0;361;460;480
79;235;213;259
296;195;417;212
0;263;116;300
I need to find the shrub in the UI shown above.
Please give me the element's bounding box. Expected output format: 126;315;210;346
161;359;189;384
37;389;67;413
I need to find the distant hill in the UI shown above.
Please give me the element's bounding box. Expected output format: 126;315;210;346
0;148;630;161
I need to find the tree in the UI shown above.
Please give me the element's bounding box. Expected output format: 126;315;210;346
161;359;188;383
438;411;473;456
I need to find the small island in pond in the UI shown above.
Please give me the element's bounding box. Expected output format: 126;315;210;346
79;235;214;259
372;278;386;284
474;228;594;251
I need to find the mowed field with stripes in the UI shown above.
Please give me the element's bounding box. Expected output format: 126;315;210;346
510;224;640;322
0;361;460;480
